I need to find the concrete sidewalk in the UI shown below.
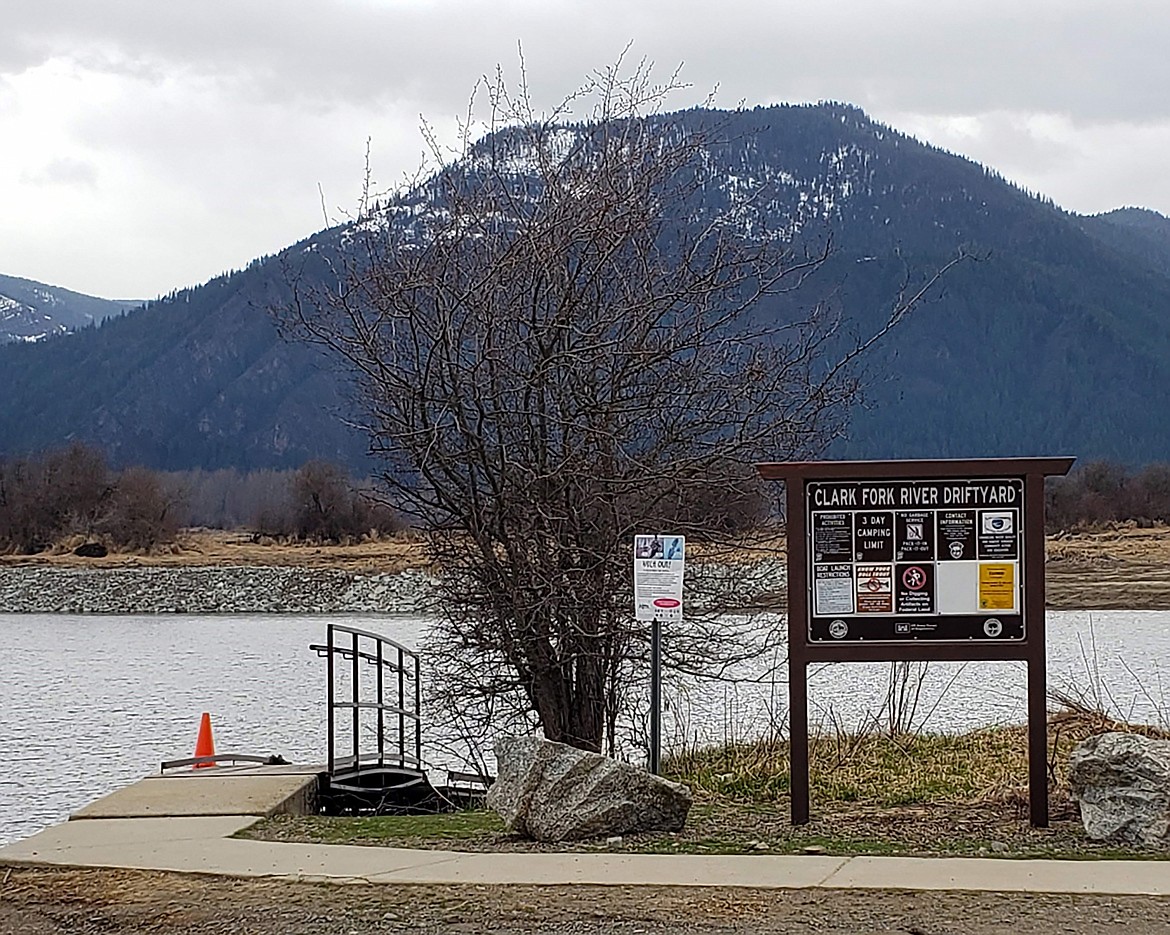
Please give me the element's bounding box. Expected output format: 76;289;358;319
3;814;1170;895
4;768;1168;896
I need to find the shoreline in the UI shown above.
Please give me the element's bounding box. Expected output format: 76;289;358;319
0;564;437;615
1;560;1170;614
3;524;1170;614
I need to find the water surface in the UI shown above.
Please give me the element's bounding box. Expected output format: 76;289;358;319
2;610;1168;845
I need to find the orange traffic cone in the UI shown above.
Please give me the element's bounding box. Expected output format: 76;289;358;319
193;712;216;768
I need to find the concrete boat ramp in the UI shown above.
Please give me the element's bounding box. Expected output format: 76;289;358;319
3;766;1170;895
67;762;322;821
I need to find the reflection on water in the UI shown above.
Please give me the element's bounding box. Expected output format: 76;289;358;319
2;610;1169;845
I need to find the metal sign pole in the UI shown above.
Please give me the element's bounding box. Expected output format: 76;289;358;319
650;617;662;774
633;534;683;776
785;475;811;824
1024;471;1050;827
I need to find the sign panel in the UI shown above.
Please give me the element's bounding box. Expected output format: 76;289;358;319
814;563;854;615
979;562;1016;611
806;479;1024;641
855;563;892;613
811;512;852;562
634;534;685;622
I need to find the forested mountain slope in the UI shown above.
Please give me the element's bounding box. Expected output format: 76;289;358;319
0;273;139;344
2;103;1168;469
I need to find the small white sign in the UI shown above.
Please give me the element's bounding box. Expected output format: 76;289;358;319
936;561;978;614
634;534;685;622
814;564;855;615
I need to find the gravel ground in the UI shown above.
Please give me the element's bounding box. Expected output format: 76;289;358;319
4;866;1170;935
0;565;437;614
0;559;787;616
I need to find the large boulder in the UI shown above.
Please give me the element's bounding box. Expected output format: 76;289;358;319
486;735;692;842
1069;731;1170;846
73;541;108;558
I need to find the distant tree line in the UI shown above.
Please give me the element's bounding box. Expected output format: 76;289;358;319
249;460;404;541
0;444;180;553
0;445;405;554
13;446;1160;553
1046;461;1170;532
166;460;403;540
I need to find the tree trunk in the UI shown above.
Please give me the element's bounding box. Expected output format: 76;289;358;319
531;669;606;753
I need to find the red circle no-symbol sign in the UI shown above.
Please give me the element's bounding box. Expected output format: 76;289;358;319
902;566;927;590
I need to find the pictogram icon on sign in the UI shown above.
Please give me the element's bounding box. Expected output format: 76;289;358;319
902;566;927;590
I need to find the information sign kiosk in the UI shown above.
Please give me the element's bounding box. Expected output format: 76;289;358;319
757;458;1074;827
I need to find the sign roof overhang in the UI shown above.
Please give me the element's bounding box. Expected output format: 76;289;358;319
757;457;1075;481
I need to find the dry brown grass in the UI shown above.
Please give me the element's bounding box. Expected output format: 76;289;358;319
666;706;1170;812
0;527;434;573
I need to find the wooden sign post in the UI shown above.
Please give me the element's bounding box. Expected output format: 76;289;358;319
756;458;1074;828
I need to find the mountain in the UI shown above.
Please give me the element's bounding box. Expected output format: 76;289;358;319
0;261;364;470
2;102;1170;470
1078;208;1170;278
0;274;140;344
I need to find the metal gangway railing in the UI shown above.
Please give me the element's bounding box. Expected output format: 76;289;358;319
310;623;422;780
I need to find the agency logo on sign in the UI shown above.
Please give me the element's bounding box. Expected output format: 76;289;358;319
982;512;1014;534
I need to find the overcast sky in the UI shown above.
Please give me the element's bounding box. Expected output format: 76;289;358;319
3;0;1168;299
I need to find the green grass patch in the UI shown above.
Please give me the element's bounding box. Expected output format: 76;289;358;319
238;709;1170;861
239;810;503;846
240;801;1168;861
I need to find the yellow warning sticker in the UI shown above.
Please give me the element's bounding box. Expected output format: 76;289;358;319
978;563;1016;611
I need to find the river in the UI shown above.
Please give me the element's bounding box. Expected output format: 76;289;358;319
3;610;1169;846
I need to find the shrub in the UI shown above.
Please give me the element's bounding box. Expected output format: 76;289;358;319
254;460;404;542
0;444;182;553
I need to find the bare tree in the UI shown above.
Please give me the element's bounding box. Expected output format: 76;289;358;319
0;443;112;553
248;460;404;541
0;445;186;554
46;443;113;538
285;57;963;753
99;467;182;551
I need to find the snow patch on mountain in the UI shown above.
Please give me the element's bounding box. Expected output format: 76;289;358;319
342;118;879;260
0;276;137;344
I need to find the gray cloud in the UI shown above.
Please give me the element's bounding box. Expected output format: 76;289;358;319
21;156;98;187
2;0;1168;297
7;0;1170;122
